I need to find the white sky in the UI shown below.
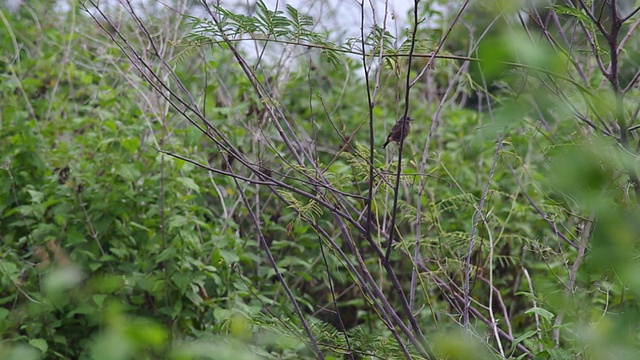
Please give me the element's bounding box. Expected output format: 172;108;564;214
4;0;417;39
258;0;415;39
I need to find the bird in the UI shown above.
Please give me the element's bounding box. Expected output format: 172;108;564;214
382;116;414;148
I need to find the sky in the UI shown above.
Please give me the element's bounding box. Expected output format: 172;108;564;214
257;0;416;39
1;0;417;38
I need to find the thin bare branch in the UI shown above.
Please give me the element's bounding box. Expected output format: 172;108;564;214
509;166;578;249
463;132;505;328
231;175;325;359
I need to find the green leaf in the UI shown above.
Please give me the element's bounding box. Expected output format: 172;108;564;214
28;338;48;354
121;137;140;153
168;214;189;229
172;272;191;294
525;307;555;322
93;294;108;308
510;330;537;350
156;246;177;263
177;176;201;193
116;163;141;182
218;249;240;264
0;307;10;320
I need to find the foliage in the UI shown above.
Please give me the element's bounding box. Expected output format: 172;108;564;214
1;0;640;359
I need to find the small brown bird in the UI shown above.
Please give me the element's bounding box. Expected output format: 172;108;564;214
382;116;414;148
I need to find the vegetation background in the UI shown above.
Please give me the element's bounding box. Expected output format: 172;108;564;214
1;0;640;359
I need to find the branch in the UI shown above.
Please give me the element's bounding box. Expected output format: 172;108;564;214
508;166;578;249
463;132;505;328
231;175;325;359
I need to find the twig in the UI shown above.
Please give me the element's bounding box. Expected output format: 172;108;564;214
231;175;325;359
383;0;421;263
412;0;478;321
482;219;506;357
521;267;542;352
552;216;592;345
463;132;505;328
508;165;578;249
319;237;354;359
425;268;534;358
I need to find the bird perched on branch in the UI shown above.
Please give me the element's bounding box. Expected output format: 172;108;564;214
382;116;414;148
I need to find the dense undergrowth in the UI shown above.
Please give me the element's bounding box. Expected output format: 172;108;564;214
1;1;640;359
